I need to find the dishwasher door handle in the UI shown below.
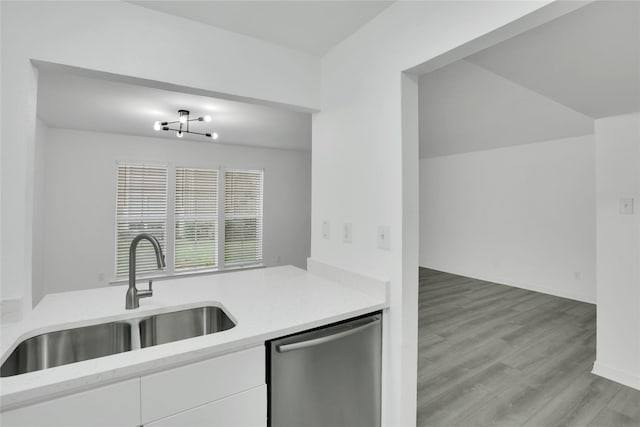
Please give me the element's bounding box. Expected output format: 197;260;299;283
276;316;380;353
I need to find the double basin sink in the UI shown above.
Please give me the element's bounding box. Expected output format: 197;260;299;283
1;306;235;378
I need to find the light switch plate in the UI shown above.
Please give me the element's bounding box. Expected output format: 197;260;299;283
377;226;390;250
322;220;330;240
343;223;352;244
620;198;634;215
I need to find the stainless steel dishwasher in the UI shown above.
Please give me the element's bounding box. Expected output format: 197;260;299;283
268;312;382;427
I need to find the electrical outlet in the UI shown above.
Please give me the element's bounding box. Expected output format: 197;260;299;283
377;226;390;250
322;221;330;240
620;198;634;215
343;223;352;244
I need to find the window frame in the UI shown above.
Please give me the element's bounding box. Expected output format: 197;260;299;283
222;168;264;269
113;162;264;282
114;161;169;279
174;166;220;272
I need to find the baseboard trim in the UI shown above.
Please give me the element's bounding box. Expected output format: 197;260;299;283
592;360;640;390
420;265;596;304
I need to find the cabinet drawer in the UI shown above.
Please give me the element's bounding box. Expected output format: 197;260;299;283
141;346;264;424
146;385;266;427
1;378;140;427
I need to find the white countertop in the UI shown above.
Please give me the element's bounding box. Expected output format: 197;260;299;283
0;266;387;410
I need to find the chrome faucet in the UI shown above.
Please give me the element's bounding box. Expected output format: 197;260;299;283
126;233;166;309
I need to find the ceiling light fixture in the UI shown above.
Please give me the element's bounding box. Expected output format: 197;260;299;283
154;109;219;140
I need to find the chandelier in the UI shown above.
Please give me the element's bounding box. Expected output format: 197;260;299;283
153;109;219;140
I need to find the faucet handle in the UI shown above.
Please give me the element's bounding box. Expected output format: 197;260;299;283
137;279;154;300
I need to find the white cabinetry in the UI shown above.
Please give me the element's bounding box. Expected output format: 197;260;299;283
1;346;266;427
1;378;140;427
146;385;266;427
141;346;265;425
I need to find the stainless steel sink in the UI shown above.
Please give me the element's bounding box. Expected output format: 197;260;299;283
0;305;235;377
139;306;235;348
0;322;131;377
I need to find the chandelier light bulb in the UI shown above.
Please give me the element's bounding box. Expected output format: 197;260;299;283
153;110;213;140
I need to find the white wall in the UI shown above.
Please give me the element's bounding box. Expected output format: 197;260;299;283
37;128;311;296
420;135;596;303
1;0;320;315
1;0;590;423
312;2;573;425
593;113;640;390
32;120;48;306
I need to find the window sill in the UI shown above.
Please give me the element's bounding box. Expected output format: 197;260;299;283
109;263;265;286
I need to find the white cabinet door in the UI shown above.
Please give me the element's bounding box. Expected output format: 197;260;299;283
146;385;266;427
1;378;140;427
141;346;264;424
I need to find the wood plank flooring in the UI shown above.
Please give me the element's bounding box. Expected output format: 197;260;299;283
417;268;640;427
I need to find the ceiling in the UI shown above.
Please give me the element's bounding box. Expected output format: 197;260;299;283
420;0;639;158
37;70;312;151
129;1;394;55
466;0;640;119
419;60;593;158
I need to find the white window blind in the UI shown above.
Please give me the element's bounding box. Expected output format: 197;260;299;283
116;164;168;277
175;168;219;270
224;170;264;266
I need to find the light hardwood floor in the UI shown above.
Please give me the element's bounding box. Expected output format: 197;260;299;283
417;268;640;427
